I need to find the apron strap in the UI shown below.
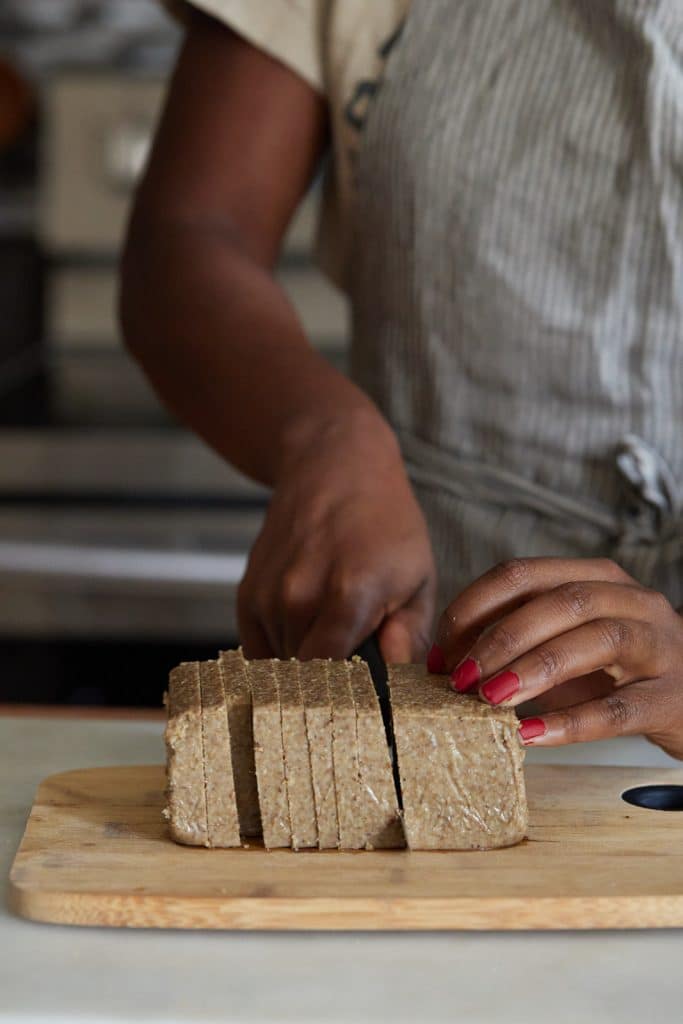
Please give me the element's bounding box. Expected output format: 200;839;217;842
399;430;683;561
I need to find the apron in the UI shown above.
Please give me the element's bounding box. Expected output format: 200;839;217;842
349;0;683;614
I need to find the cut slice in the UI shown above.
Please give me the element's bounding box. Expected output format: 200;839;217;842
388;664;528;850
348;657;405;849
164;661;209;847
219;648;261;838
299;659;338;850
277;660;317;850
248;659;291;849
328;660;365;850
198;660;241;848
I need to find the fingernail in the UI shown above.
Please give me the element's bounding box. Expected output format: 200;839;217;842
451;657;480;692
427;643;446;674
481;670;520;705
519;717;547;743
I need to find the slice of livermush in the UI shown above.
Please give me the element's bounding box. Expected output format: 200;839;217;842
328;660;366;850
348;657;405;849
248;659;291;849
276;659;317;850
388;664;528;850
164;661;209;846
299;659;339;850
198;659;241;848
218;648;261;838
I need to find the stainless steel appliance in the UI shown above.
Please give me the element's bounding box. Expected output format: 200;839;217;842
0;63;349;658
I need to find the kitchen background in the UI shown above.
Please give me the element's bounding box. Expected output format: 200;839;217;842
0;0;349;706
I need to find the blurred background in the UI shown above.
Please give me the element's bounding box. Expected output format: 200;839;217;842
0;0;349;707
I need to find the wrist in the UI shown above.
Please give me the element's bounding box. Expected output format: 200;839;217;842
274;403;402;485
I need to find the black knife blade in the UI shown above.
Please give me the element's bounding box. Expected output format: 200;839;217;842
353;632;403;808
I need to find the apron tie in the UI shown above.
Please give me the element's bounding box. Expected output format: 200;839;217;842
616;434;682;546
399;430;683;562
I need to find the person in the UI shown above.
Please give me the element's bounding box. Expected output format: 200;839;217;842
120;0;683;760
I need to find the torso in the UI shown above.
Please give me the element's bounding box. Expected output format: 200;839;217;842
349;0;683;608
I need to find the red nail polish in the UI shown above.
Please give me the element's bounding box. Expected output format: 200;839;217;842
519;717;547;742
451;658;480;692
427;643;446;674
481;670;520;705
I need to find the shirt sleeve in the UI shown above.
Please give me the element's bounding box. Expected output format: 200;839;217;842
162;0;325;94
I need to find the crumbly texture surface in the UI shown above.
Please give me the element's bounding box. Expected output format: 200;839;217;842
388;664;528;850
249;660;291;849
299;659;339;850
277;660;317;850
348;659;405;849
219;649;261;838
329;661;366;850
199;660;241;848
164;662;209;847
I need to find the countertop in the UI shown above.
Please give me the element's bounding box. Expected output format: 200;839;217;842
2;709;682;1024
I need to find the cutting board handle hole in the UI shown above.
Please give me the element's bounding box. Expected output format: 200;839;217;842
622;785;683;812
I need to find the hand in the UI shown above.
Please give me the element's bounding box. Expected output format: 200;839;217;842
238;412;436;662
428;557;683;760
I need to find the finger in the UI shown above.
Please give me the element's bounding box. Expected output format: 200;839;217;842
238;530;287;656
379;579;435;664
518;681;663;746
450;580;654;692
476;618;659;708
296;572;386;660
276;558;328;658
435;557;633;671
237;593;275;659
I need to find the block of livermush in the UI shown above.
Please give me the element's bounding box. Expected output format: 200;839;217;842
276;659;317;850
218;648;261;839
328;660;366;850
164;661;209;846
299;659;339;850
388;664;528;850
348;657;405;849
248;659;291;849
198;659;241;848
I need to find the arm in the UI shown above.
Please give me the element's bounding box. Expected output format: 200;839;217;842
120;12;436;662
120;11;383;485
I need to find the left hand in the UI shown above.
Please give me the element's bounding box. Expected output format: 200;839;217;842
428;557;683;760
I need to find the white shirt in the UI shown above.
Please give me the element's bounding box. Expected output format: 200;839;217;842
164;0;410;289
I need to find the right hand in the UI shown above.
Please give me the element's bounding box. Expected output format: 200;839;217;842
238;412;436;663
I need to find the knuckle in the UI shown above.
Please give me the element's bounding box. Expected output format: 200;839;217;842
595;557;629;581
599;618;633;654
602;693;636;733
439;601;459;632
645;588;673;618
533;644;565;683
560;711;583;741
328;569;367;613
481;623;520;661
555;580;593;620
490;558;531;591
279;567;314;612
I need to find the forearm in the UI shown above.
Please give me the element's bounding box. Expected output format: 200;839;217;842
120;216;395;486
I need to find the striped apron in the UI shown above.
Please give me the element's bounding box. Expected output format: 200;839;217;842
349;0;683;615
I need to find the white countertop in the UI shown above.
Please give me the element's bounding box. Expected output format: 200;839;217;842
2;713;682;1024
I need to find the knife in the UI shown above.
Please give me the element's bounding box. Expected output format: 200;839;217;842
353;632;403;807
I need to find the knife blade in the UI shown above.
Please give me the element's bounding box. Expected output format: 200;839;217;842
353;632;403;808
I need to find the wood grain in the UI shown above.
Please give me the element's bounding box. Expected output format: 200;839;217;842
9;764;683;930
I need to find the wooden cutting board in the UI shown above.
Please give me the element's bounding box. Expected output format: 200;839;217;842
9;763;683;930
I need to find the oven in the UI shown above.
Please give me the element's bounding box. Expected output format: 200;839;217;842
0;62;349;703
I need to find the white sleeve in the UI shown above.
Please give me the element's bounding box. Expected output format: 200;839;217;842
164;0;325;94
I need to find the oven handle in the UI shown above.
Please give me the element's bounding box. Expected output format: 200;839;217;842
0;541;247;585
